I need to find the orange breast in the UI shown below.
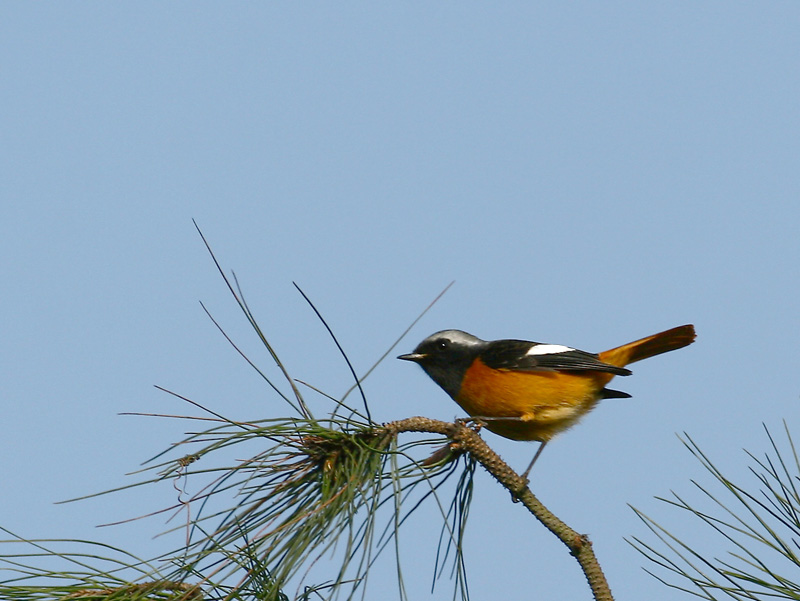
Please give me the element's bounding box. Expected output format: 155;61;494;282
455;359;609;442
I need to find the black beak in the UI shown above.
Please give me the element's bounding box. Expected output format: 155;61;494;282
397;352;426;363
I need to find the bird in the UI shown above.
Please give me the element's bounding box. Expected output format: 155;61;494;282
398;324;695;479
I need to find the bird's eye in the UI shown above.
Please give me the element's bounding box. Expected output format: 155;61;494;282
437;340;449;350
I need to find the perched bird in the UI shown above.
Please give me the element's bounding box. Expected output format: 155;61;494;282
398;324;696;479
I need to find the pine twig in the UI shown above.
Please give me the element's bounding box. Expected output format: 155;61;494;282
383;416;614;601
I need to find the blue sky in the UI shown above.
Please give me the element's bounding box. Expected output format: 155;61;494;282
2;3;798;600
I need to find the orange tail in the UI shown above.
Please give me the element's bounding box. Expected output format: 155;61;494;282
599;324;696;368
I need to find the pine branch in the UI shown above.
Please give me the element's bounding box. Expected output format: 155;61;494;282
384;416;614;601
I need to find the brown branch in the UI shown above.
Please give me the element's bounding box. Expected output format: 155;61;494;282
63;580;204;600
383;416;614;601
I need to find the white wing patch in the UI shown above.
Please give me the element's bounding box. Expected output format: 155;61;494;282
525;344;574;356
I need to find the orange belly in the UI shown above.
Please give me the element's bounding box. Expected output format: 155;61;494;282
455;359;612;442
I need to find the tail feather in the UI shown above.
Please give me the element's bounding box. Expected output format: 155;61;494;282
598;324;696;368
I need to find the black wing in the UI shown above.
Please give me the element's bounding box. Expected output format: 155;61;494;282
481;339;631;376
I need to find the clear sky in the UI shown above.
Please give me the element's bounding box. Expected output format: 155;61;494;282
2;3;798;600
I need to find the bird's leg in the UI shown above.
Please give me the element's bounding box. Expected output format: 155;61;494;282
465;415;529;423
521;441;548;481
458;416;546;481
457;415;529;431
